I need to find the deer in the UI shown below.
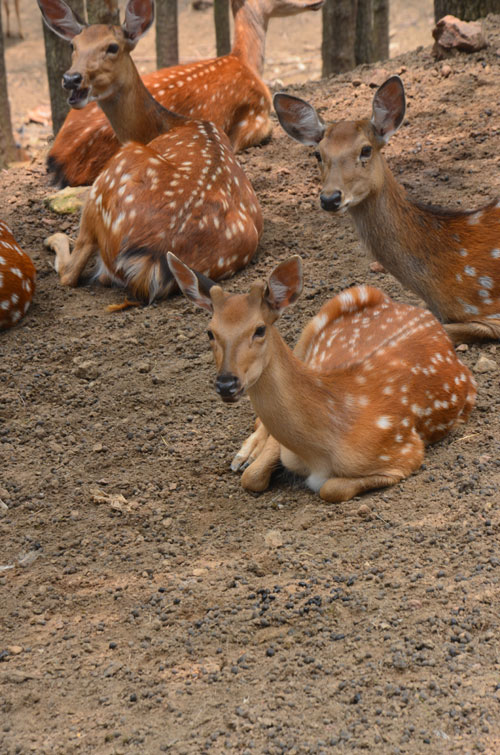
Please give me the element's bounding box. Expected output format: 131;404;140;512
38;0;262;305
0;221;36;330
167;253;476;503
46;0;323;187
273;76;500;344
2;0;23;38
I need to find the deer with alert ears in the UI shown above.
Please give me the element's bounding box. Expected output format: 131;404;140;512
47;0;323;187
167;253;476;503
38;0;262;305
0;221;36;330
274;76;500;343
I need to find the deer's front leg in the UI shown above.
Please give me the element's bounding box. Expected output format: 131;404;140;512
44;231;98;287
231;418;270;472
240;435;281;493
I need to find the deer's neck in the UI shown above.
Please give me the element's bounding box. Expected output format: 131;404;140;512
247;328;344;462
98;57;182;145
231;0;268;75
349;164;444;315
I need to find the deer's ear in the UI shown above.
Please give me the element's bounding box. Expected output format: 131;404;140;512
37;0;85;40
123;0;155;48
274;93;325;146
167;253;215;313
265;256;303;313
371;76;406;144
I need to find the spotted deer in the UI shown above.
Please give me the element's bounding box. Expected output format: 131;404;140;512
0;221;36;330
47;0;323;187
38;0;262;305
274;76;500;344
2;0;23;38
167;253;476;503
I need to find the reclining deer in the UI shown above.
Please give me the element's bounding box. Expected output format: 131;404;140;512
47;0;323;186
168;253;476;503
0;221;36;330
38;0;262;305
274;76;500;343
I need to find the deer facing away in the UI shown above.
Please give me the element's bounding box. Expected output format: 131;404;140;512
167;253;476;503
38;0;262;305
0;221;36;330
47;0;323;187
274;76;500;344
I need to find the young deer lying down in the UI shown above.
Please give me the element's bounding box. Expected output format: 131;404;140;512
39;0;262;305
0;221;36;330
167;253;476;503
274;76;500;344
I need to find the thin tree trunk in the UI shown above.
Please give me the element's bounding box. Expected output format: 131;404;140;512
41;0;85;137
434;0;499;21
214;0;231;57
373;0;389;60
156;0;179;68
86;0;120;25
0;7;17;167
322;0;358;75
355;0;373;65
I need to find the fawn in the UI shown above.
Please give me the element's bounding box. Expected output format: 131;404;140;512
38;0;262;305
167;253;476;503
0;221;36;330
274;76;500;343
47;0;323;187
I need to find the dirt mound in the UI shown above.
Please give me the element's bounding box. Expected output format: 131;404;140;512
1;14;500;755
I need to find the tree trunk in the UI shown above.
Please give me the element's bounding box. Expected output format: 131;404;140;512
372;0;389;60
86;0;120;25
41;0;85;137
434;0;499;21
355;0;373;65
156;0;179;68
214;0;231;57
0;7;17;167
322;0;358;75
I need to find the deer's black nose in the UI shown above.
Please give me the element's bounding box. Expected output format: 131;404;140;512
63;72;83;90
320;191;342;212
215;373;242;402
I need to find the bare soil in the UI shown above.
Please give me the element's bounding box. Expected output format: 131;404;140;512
1;6;500;755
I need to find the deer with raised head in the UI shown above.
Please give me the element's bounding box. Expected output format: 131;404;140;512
47;0;323;187
0;221;36;330
167;253;476;503
38;0;262;305
3;0;23;38
274;76;500;344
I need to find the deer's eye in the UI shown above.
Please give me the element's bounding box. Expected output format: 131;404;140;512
253;325;266;339
207;329;215;341
107;43;119;54
360;145;372;159
313;150;322;163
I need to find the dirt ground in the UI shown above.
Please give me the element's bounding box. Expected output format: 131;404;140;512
1;4;500;755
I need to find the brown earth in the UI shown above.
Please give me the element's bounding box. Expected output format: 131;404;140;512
1;6;500;755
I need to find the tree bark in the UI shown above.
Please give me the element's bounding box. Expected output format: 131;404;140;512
434;0;500;21
322;0;358;75
0;7;17;167
156;0;179;68
355;0;373;65
372;0;389;60
86;0;120;25
214;0;231;57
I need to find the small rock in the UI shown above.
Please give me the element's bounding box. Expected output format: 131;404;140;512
352;77;362;87
432;15;487;60
92;442;104;453
73;360;101;380
441;63;452;77
456;343;468;352
264;529;283;548
474;355;497;374
365;68;389;88
137;361;151;374
7;646;23;655
357;504;371;518
370;261;385;273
